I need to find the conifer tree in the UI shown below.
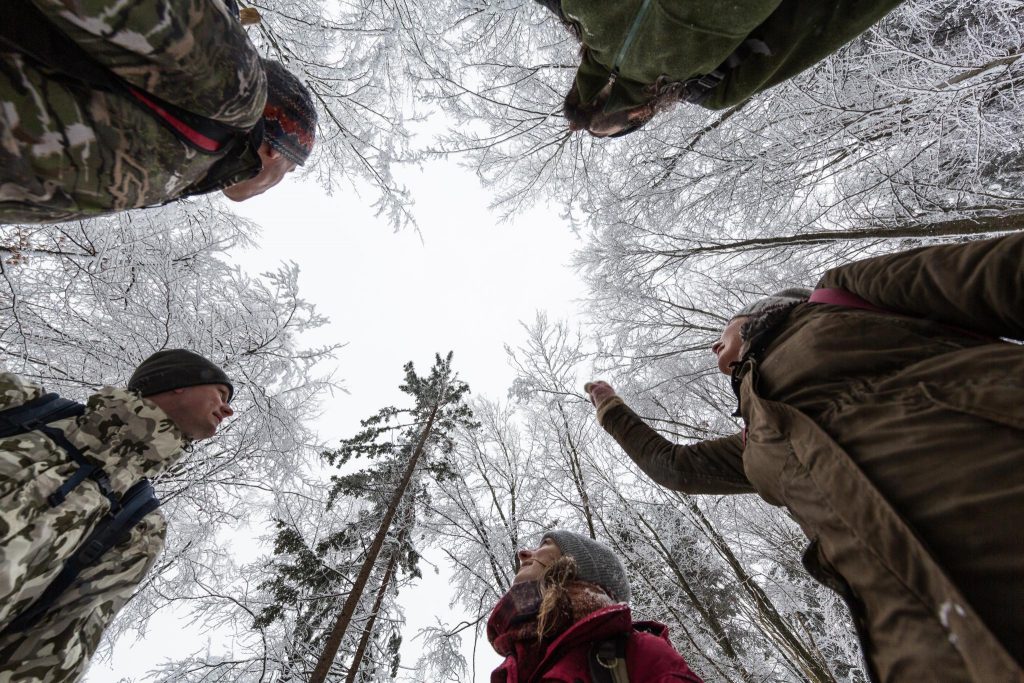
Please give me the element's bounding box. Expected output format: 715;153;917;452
309;352;475;682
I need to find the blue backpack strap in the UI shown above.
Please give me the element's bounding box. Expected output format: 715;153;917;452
2;479;161;633
0;393;85;437
39;423;118;510
0;392;118;509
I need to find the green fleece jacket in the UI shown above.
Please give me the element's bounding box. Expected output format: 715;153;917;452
560;0;905;111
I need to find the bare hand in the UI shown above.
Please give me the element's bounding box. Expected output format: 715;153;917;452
584;381;616;407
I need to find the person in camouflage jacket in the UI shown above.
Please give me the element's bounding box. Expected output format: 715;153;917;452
0;350;234;682
0;0;317;224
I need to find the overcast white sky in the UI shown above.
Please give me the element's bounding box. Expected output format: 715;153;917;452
86;154;588;681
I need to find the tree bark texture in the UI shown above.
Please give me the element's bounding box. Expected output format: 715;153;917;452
309;403;438;683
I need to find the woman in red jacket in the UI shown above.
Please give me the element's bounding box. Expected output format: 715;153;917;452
487;530;703;682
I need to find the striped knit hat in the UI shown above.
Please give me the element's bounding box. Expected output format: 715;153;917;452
261;59;317;166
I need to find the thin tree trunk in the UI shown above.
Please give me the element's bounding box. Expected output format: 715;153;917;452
556;401;596;538
594;482;753;680
309;403;439;683
343;545;400;683
632;512;746;666
682;496;838;683
658;213;1024;261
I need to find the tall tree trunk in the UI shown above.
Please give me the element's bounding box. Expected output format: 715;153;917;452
309;403;439;683
343;544;400;683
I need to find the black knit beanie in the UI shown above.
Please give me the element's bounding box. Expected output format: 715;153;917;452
128;350;233;401
261;59;316;166
542;530;631;602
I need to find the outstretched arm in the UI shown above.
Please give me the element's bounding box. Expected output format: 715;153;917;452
817;231;1024;341
586;382;753;495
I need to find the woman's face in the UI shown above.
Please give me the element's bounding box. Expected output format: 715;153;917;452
513;538;562;585
711;316;748;375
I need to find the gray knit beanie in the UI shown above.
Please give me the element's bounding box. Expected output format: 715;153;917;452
731;287;811;320
542;530;631;603
128;350;233;401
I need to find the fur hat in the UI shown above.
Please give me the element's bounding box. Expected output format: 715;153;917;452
731;287;811;320
261;59;317;166
542;530;631;602
128;350;233;401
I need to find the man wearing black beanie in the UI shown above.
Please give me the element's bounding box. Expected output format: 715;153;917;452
128;349;235;441
0;349;233;681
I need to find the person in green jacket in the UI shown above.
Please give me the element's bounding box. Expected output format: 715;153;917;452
0;0;316;224
586;233;1024;681
0;350;234;682
537;0;904;137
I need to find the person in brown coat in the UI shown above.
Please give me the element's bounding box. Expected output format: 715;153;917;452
586;232;1024;682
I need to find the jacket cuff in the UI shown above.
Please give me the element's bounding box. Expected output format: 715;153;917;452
595;396;625;427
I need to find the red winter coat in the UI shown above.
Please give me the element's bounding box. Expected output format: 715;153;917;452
490;603;703;683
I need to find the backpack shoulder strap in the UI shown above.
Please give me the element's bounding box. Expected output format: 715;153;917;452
0;393;85;438
589;632;630;683
2;479;161;634
0;391;120;508
808;288;996;342
808;288;887;313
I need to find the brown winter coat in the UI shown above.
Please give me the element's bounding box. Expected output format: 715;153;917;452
596;233;1024;682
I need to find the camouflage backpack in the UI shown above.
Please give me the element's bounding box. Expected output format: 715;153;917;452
0;394;161;632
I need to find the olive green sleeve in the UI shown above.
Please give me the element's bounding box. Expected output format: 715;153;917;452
29;0;266;128
817;232;1024;340
597;398;754;495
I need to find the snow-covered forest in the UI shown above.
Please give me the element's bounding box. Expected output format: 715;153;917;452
1;0;1022;680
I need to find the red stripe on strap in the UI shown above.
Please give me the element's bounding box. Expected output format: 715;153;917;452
128;87;223;153
809;287;996;341
808;288;887;313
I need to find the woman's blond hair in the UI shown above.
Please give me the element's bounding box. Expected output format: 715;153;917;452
535;555;578;640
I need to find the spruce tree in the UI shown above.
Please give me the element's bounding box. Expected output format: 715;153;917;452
309;352;475;682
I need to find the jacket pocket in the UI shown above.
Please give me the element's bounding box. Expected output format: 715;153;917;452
919;382;1024;431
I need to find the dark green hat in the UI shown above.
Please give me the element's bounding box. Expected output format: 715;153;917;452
128;350;233;401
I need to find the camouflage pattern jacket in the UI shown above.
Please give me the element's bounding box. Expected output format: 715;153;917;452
0;0;267;224
0;373;185;682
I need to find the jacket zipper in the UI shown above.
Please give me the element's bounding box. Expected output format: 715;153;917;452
611;0;654;74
